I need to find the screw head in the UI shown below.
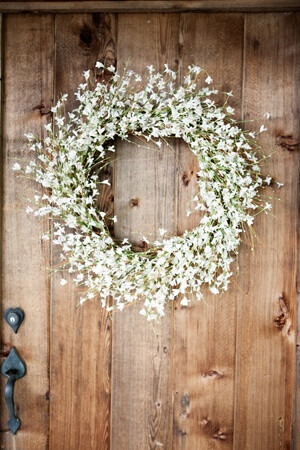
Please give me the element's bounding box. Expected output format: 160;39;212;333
8;312;19;325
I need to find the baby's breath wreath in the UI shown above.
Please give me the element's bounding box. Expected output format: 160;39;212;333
15;63;273;321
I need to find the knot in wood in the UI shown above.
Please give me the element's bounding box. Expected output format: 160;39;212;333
276;135;298;151
129;197;139;208
274;295;289;330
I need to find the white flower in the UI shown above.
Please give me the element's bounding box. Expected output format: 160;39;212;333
259;125;267;133
60;278;68;286
100;180;111;186
69;150;77;159
44;123;52;132
226;106;235;115
210;286;219;294
265;176;272;185
159;228;167;236
205;75;212;84
180;297;190;306
264;112;271;119
83;70;90;80
12;163;21;171
24;133;34;141
276;182;284;188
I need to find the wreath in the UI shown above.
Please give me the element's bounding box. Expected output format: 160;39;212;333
14;63;272;321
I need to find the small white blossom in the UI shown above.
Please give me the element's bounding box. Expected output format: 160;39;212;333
159;228;167;236
265;176;272;185
12;163;21;171
60;279;67;286
180;297;190;306
83;70;90;80
226;106;235;115
44;123;52;132
259;125;267;133
24;133;34;141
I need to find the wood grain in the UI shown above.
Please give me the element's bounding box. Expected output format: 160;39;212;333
1;1;300;13
173;13;244;449
0;14;53;449
111;13;179;450
233;13;299;450
0;10;298;450
49;13;116;450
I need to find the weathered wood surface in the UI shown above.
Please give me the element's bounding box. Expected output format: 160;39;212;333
1;1;300;13
173;13;244;449
49;14;116;450
0;14;53;449
111;13;180;450
233;13;299;449
0;11;299;450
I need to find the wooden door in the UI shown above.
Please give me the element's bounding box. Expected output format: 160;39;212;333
0;9;299;450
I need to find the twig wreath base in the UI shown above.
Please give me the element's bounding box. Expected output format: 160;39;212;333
15;63;272;321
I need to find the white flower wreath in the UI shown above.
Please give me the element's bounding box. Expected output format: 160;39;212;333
17;63;272;321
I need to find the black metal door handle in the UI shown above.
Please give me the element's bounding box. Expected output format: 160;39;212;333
1;347;26;434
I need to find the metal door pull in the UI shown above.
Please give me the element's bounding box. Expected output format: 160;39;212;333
1;347;26;434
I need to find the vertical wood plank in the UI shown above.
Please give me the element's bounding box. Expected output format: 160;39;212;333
0;14;54;449
49;13;116;449
173;13;244;449
111;13;179;450
234;13;299;449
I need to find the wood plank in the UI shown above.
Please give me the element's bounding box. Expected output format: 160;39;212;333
49;13;116;449
1;1;300;13
0;14;54;449
173;13;244;449
233;13;299;449
295;217;300;450
111;13;179;450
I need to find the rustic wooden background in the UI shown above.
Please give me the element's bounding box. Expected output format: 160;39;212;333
0;8;299;450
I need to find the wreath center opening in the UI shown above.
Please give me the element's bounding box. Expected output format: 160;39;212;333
96;135;202;252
